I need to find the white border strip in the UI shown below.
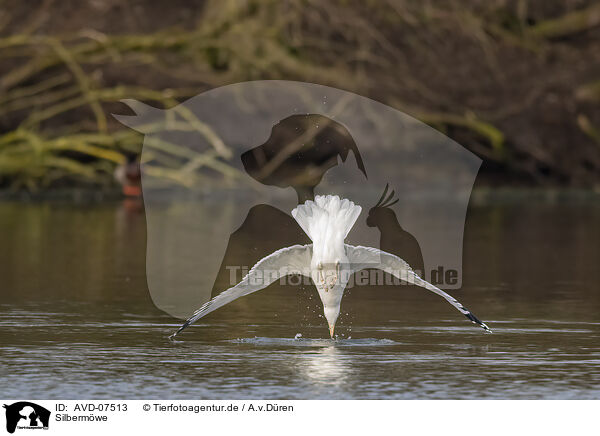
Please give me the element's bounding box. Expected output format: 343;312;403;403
1;400;596;436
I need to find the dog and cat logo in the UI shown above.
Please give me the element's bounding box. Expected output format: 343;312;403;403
3;402;50;433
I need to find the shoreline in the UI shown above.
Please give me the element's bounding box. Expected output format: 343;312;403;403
1;186;599;205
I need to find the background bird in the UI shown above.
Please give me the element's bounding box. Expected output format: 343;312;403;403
171;195;491;339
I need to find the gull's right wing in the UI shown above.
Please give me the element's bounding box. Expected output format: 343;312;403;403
345;245;491;333
170;244;313;338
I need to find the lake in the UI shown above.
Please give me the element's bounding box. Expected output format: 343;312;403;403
1;192;599;399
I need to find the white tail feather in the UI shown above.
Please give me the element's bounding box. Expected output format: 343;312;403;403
291;195;361;243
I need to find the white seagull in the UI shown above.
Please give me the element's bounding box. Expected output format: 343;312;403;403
170;195;491;339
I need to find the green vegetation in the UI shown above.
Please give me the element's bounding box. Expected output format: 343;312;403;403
0;0;599;190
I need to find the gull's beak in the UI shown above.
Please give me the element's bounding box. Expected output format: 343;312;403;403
329;323;335;339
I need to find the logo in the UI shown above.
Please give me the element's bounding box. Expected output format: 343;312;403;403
3;402;50;434
114;81;481;320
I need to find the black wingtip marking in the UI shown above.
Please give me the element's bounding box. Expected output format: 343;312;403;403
465;311;482;325
464;310;492;333
169;319;193;339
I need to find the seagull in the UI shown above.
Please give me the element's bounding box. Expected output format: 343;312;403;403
170;195;491;339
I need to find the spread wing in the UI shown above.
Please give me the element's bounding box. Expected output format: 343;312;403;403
170;244;313;338
345;245;491;333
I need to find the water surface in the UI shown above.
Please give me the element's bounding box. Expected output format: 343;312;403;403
1;196;599;399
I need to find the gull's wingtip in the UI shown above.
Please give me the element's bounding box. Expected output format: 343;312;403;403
464;311;492;334
168;319;193;340
168;332;178;341
168;327;183;340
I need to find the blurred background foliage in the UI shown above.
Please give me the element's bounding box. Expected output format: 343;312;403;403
0;0;599;191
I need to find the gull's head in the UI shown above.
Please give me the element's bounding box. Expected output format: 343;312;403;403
292;195;361;338
310;245;348;339
313;259;342;290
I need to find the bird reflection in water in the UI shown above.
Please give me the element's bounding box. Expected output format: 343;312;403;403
299;345;350;386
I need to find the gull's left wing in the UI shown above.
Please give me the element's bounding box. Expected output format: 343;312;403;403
345;245;492;333
170;244;313;338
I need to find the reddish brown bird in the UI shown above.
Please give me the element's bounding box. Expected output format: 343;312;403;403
114;154;142;197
